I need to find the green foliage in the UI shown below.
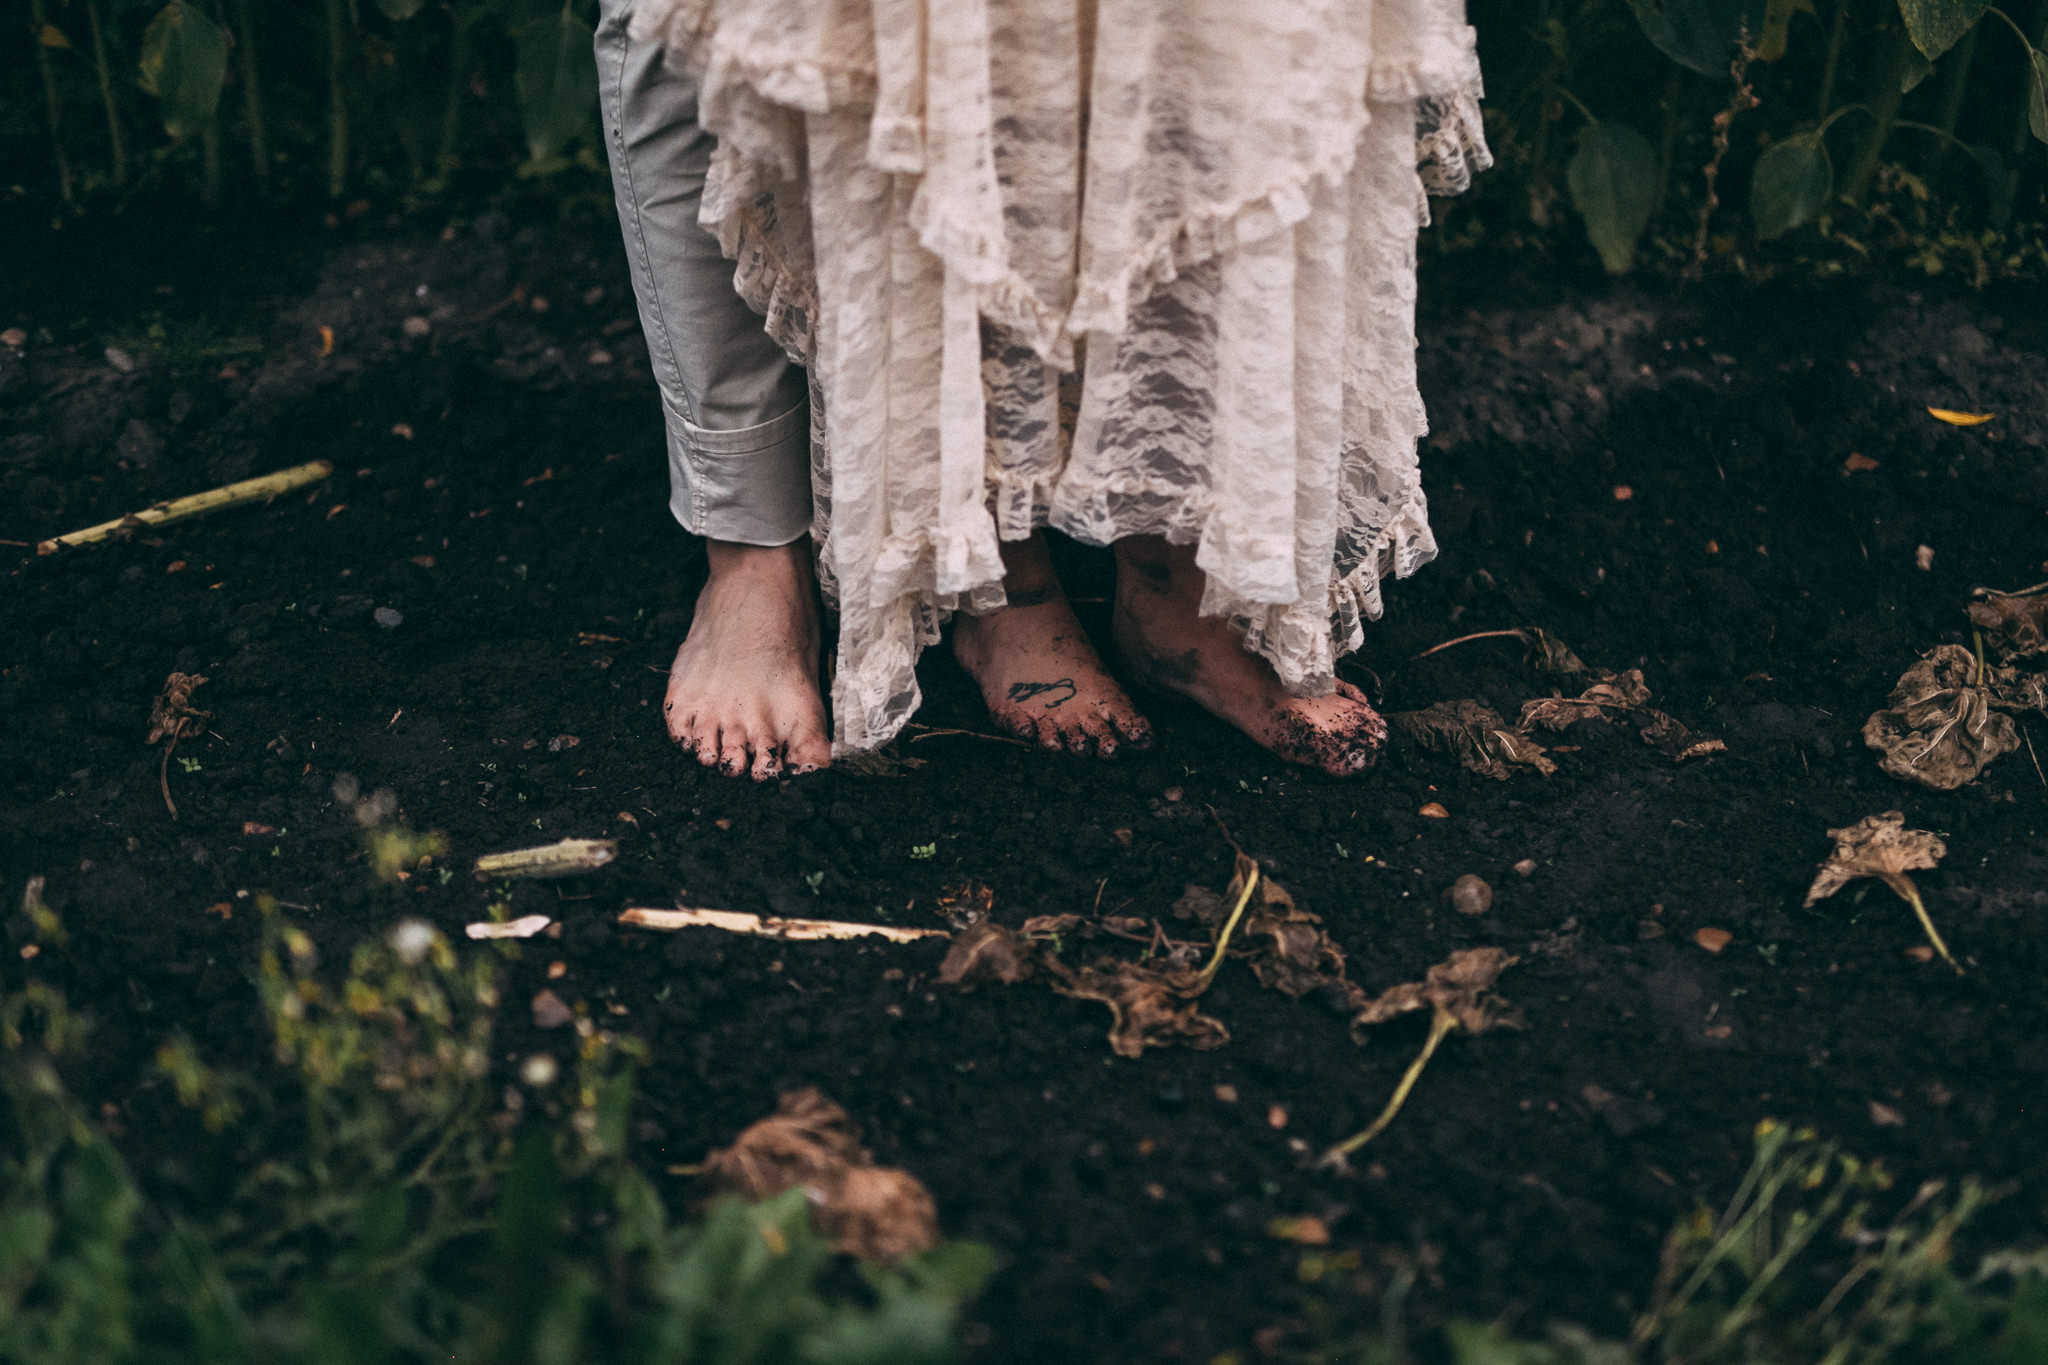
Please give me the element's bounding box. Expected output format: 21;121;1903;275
1569;118;1661;270
136;0;228;140
1900;0;1995;60
1750;132;1833;237
514;1;601;171
1625;0;1766;77
0;900;993;1365
1295;1120;2048;1365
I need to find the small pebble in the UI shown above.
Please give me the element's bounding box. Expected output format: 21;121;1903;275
1512;858;1539;877
530;989;573;1029
1;327;26;348
402;316;431;337
1448;874;1492;916
1914;544;1935;571
1419;801;1450;819
1694;927;1733;954
373;606;404;629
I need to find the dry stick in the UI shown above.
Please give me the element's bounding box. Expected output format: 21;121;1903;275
1412;629;1528;662
472;838;616;881
1688;39;1760;280
2023;723;2046;789
1320;1011;1458;1165
1881;871;1962;975
619;906;946;943
38;460;333;553
903;724;1033;749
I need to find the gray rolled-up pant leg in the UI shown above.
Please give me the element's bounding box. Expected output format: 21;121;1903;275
594;0;812;547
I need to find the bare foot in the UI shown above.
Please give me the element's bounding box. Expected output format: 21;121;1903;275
664;539;831;780
1112;537;1385;777
951;534;1153;757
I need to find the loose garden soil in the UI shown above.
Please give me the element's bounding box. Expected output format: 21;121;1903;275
5;204;2047;1362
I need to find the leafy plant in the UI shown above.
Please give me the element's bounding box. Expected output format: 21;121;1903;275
0;895;993;1364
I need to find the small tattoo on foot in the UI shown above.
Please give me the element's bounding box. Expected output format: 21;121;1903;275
1008;678;1078;708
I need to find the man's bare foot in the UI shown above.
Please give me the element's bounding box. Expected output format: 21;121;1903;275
952;534;1153;757
664;539;831;780
1112;537;1385;777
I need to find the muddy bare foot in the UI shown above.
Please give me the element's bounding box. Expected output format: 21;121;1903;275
664;539;831;780
1112;536;1386;777
952;535;1153;757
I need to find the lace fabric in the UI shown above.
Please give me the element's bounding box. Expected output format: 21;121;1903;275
631;0;1490;753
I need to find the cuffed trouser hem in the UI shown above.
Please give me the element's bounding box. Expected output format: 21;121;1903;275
667;399;812;546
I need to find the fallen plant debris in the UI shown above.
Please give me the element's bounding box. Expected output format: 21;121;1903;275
36;459;334;553
464;914;553;940
1414;626;1588;675
702;1088;940;1264
1968;582;2048;661
1862;644;2021;790
1520;668;1727;761
145;672;211;819
1391;701;1558;780
472;837;618;880
1320;948;1523;1168
1174;853;1367;1006
1926;407;1995;426
619;906;947;943
1805;812;1958;973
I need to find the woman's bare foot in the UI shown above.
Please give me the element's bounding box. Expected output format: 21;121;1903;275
951;534;1153;756
1112;537;1385;777
664;539;831;780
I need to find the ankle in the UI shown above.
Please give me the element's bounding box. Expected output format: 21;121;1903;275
703;538;813;592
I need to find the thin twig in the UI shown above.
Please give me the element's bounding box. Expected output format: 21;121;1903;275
1195;866;1260;987
1881;873;1962;975
903;724;1033;749
2023;722;2046;788
1412;629;1527;662
38;460;334;553
1320;1012;1457;1164
618;906;946;943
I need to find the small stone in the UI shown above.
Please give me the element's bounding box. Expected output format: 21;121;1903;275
402;316;431;337
1419;802;1450;819
104;345;138;372
531;989;573;1028
1915;544;1935;571
547;734;580;752
1512;858;1539;877
1212;1084;1238;1104
1163;786;1184;803
1694;927;1733;954
1266;1104;1289;1130
519;1054;559;1087
1448;874;1493;916
586;348;613;366
373;606;404;629
0;328;26;348
1869;1100;1906;1128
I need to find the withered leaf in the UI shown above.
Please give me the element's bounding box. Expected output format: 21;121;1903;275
703;1088;938;1263
1639;709;1729;761
936;921;1036;987
934;880;995;928
1804;811;1946;908
1394;701;1558;780
1519;669;1653;731
1968;583;2048;662
1019;913;1085;938
147;672;212;747
1520;627;1588;675
1862;644;2020;790
1350;946;1524;1044
835;745;927;777
1047;958;1228;1059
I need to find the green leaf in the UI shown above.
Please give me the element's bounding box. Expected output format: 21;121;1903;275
1897;0;1991;60
1567;120;1659;273
1902;46;1934;92
137;0;230;140
374;0;428;18
1755;0;1802;61
1626;0;1767;77
514;3;599;166
1751;133;1833;238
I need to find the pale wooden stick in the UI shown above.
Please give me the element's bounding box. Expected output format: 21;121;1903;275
38;460;335;554
465;914;553;940
474;838;617;880
619;906;945;943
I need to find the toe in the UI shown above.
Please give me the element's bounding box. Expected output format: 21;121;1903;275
1335;678;1373;706
1112;709;1154;750
1063;724;1092;756
750;742;784;782
786;725;832;774
718;730;752;777
692;724;722;768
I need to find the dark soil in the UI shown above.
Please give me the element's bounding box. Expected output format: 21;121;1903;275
5;204;2047;1363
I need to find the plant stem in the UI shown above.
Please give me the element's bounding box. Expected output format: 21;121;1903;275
436;10;473;182
2008;4;2048;157
1816;0;1849;120
1319;1011;1456;1164
38;460;335;553
1881;872;1961;973
326;0;351;198
1196;867;1260;987
1843;22;1914;204
1651;64;1685;227
85;0;127;190
1690;41;1760;277
1935;25;1979;141
30;0;75;208
231;0;268;181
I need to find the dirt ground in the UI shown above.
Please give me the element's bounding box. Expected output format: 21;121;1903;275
4;206;2046;1362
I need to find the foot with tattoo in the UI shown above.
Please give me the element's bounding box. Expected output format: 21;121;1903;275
951;534;1154;756
1111;536;1386;777
663;539;832;780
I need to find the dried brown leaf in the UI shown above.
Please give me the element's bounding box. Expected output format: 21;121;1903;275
703;1088;938;1263
1048;958;1229;1059
1520;627;1589;675
1968;583;2048;662
1803;811;1946;907
1639;710;1729;761
1862;644;2020;790
936;921;1037;987
146;672;211;747
935;881;995;928
1519;670;1653;731
835;745;927;777
1393;701;1558;780
1351;946;1524;1043
1019;913;1086;938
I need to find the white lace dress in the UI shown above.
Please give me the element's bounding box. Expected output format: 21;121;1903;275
630;0;1490;753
